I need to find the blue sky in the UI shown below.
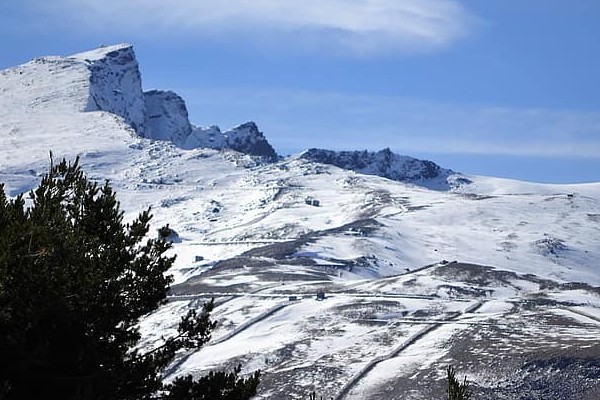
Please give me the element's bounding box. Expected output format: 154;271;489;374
1;0;599;183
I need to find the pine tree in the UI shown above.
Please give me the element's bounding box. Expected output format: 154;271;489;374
308;391;323;400
0;158;259;400
446;365;472;400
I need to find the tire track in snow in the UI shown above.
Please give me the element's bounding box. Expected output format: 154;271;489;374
210;300;298;345
336;260;456;293
561;307;600;325
334;300;485;400
163;298;297;380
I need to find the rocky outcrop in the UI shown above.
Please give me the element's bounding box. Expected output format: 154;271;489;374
185;122;278;161
300;148;465;190
65;44;278;160
223;122;278;161
144;90;192;146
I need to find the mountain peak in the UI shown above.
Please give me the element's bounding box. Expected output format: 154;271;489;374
226;121;278;161
232;121;259;132
69;43;134;63
184;121;278;161
0;43;279;160
74;43;147;134
71;45;278;160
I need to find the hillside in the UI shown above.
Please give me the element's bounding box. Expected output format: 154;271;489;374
1;44;599;399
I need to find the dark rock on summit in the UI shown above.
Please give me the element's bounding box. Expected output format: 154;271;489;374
300;148;467;190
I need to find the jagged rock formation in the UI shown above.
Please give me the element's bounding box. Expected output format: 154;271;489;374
185;122;277;160
74;44;148;134
222;122;278;161
300;147;466;190
1;43;277;161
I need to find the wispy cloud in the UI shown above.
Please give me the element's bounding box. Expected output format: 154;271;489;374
33;0;475;55
179;87;600;158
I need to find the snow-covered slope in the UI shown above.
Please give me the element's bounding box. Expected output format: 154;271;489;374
1;44;599;399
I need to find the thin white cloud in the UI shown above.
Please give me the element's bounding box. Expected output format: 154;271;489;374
38;0;475;55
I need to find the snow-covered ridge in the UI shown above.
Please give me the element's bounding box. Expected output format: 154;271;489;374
299;147;466;190
0;43;277;160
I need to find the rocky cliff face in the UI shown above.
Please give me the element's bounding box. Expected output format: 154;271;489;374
300;148;465;190
144;90;192;146
43;44;278;160
72;44;148;135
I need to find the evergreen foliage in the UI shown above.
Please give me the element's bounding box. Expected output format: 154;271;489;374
308;391;323;400
165;366;260;400
0;158;259;400
447;365;472;400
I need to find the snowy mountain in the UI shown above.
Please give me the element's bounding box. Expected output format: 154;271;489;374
0;43;277;162
1;44;600;399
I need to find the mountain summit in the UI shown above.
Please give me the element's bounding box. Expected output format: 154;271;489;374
73;44;148;134
0;43;278;161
